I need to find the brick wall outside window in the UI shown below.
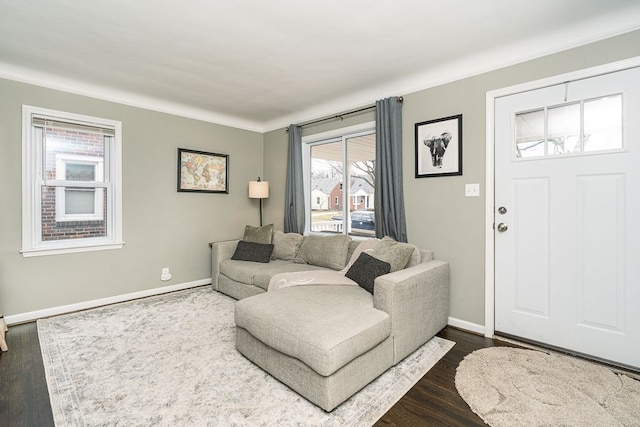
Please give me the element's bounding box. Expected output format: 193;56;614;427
41;127;107;241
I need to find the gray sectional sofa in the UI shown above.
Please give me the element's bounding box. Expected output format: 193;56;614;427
210;231;450;411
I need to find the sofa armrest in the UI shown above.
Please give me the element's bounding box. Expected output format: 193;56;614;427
373;260;450;364
211;239;240;291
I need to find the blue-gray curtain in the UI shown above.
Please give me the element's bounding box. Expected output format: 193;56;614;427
375;97;407;242
284;124;305;234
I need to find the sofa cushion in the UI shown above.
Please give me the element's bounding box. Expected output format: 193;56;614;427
231;241;274;263
252;263;330;291
243;224;274;244
345;252;391;294
220;259;293;285
295;234;351;270
271;230;304;261
220;259;330;289
235;286;391;377
372;236;419;272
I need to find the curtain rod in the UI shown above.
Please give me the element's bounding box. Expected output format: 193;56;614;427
286;96;403;131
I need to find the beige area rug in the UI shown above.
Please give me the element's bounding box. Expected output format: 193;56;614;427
455;347;640;427
38;287;454;426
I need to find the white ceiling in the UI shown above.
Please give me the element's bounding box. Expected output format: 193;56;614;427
1;0;639;132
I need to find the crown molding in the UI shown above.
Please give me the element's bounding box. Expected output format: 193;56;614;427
263;20;640;132
0;62;265;133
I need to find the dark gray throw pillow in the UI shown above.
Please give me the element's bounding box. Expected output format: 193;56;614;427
231;240;274;263
345;252;391;294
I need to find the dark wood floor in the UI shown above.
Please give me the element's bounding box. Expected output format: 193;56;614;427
0;323;518;426
0;323;53;427
376;327;518;426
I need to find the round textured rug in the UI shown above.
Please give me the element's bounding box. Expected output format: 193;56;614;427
455;347;640;427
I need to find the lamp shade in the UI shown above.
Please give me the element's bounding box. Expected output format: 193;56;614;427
249;180;269;199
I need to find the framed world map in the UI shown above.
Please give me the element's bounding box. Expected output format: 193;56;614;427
177;148;229;193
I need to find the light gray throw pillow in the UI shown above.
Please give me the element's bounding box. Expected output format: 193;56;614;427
371;236;417;272
294;234;351;270
271;230;304;261
243;224;274;244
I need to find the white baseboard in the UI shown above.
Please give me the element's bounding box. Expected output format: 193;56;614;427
5;278;212;325
448;316;485;335
7;283;488;335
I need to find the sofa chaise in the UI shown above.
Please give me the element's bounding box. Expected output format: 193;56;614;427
211;230;450;411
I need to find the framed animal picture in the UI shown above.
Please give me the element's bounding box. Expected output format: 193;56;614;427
415;114;462;178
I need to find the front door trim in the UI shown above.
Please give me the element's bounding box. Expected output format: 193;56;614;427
484;55;640;338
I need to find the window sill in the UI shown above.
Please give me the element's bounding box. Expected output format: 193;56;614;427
20;242;125;258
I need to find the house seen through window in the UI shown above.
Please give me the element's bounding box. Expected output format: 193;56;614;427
305;125;376;237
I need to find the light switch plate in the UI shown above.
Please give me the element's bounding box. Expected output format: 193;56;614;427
465;183;480;197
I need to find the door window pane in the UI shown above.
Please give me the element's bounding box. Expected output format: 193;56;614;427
515;109;545;158
547;102;581;155
514;93;623;161
584;94;622;152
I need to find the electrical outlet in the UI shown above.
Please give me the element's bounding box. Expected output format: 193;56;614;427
465;183;480;197
161;267;172;281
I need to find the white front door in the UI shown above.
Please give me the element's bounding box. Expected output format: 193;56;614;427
494;66;640;369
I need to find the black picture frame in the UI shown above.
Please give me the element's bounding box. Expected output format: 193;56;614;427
415;114;463;178
177;148;229;193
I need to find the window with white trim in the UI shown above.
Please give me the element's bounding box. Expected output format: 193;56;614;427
22;105;123;257
303;122;376;237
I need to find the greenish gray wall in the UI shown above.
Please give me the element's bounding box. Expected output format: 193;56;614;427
264;30;640;327
0;79;263;316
